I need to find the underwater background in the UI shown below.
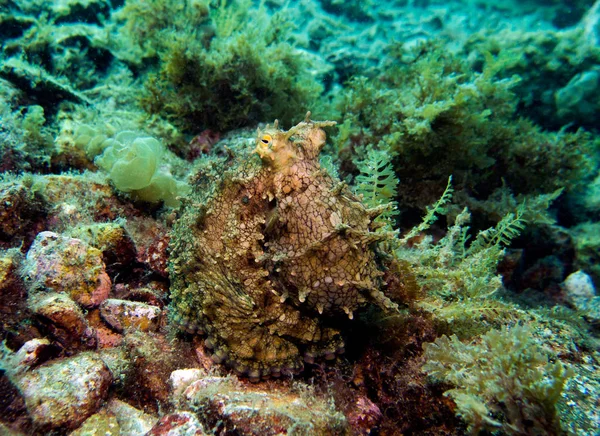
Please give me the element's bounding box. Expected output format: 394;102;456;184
0;0;599;434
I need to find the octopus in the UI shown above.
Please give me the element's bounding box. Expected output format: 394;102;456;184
168;113;400;381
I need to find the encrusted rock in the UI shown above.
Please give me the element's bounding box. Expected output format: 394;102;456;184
106;398;158;435
100;298;161;333
179;375;348;435
148;412;207;436
29;292;96;350
0;249;35;349
169;116;400;379
24;231;111;308
10;352;112;432
127;218;170;277
0;180;44;240
9;338;54;373
69;409;119;436
121;332;198;405
97;346;132;389
169;368;206;403
0;58;91;105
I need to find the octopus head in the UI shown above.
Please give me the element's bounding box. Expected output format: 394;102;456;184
254;112;337;170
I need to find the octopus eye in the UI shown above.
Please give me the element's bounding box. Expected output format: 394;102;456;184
261;134;272;145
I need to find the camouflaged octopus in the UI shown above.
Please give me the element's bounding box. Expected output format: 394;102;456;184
169;114;399;381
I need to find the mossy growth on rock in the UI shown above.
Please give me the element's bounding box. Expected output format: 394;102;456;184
119;0;323;131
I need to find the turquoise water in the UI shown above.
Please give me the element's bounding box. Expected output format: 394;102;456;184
0;1;599;434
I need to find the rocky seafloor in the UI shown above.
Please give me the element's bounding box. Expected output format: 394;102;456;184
1;0;600;435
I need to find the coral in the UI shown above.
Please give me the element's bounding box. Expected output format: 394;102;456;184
422;325;573;435
169;115;401;380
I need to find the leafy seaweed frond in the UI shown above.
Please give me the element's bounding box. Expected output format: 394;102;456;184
319;154;339;179
352;141;399;230
468;201;526;254
399;175;453;245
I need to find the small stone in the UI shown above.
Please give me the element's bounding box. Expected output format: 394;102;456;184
11;352;112;432
29;292;96;350
24;231;111;308
564;270;596;303
106;398;157;436
69;409;120;436
563;270;600;325
100;299;161;333
147;412;207;436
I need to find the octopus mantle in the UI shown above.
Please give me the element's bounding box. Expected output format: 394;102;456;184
169;116;398;380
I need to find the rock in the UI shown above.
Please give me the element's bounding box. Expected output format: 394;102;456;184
581;0;600;47
97;347;132;388
0;373;29;433
562;270;600;325
126;218;170;277
121;332;198;406
69;409;119;436
10;338;53;373
71;222;138;269
564;270;596;303
87;308;123;349
180;376;348;435
0;181;44;240
0;58;91;105
0;422;27;436
29;292;96;350
24;231;111;308
106;398;157;435
0;249;36;350
52;0;111;25
555;67;600;127
169;368;206;403
11;352;112;432
100;299;161;333
346;396;383;435
148;412;207;436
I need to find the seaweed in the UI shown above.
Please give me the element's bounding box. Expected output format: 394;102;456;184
422;324;573;435
130;0;324;132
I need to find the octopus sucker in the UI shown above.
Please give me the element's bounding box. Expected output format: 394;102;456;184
168;114;400;379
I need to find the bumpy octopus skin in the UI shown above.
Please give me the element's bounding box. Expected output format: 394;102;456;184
168;115;398;381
